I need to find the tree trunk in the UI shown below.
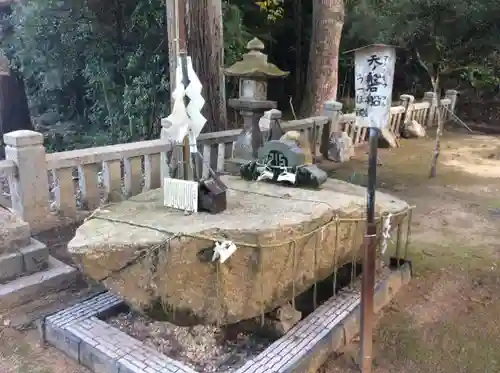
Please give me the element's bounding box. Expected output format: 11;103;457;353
0;68;33;159
429;75;441;178
300;0;344;117
165;0;176;109
165;0;227;132
293;0;303;107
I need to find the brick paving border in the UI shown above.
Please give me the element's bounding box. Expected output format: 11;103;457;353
41;264;411;373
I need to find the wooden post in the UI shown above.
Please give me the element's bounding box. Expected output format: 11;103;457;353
165;0;178;109
166;0;226;132
346;43;397;373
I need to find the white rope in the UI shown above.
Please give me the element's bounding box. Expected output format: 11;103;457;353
380;213;392;255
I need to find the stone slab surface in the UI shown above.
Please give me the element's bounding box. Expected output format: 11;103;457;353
42;264;411;373
68;175;410;325
0;207;31;254
0;255;77;311
0;238;49;283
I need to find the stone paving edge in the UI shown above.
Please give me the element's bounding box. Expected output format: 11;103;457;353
42;264;411;373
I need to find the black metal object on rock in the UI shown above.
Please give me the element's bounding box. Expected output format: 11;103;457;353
198;177;227;214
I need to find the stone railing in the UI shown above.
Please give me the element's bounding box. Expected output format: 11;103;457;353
0;159;15;207
338;105;407;147
0;90;457;232
193;116;330;178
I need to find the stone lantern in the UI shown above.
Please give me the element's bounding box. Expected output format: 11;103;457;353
224;38;288;172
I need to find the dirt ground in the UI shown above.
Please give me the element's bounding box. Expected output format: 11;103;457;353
1;128;500;373
319;128;500;373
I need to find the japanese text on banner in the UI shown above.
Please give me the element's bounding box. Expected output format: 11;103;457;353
354;47;396;129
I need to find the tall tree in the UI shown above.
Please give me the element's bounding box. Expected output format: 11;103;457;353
347;0;500;176
0;5;32;159
300;0;344;116
293;0;303;107
0;65;33;159
166;0;227;132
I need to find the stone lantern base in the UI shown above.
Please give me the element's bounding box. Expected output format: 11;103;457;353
225;99;277;175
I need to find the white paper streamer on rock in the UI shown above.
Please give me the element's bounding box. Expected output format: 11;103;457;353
163;178;198;212
212;240;238;263
380;213;392;255
161;56;207;149
257;168;274;182
277;171;296;184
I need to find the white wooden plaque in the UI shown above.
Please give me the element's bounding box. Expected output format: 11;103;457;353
354;46;396;129
164;178;198;212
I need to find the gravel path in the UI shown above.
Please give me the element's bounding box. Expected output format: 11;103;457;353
107;312;272;373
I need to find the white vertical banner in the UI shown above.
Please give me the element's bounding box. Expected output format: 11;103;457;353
354;45;396;129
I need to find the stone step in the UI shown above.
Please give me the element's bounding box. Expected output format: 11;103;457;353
0;255;77;312
0;207;32;255
0;238;49;283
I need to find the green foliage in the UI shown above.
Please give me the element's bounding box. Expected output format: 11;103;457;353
2;0;259;150
3;0;500;153
255;0;284;21
4;0;169;149
346;0;500;92
222;2;251;66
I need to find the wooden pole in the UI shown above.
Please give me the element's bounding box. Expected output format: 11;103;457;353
174;0;196;181
360;127;378;373
165;0;177;109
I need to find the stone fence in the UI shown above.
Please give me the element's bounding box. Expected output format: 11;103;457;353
0;91;457;233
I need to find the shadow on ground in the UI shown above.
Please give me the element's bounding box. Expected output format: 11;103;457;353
1;128;500;373
320;129;500;373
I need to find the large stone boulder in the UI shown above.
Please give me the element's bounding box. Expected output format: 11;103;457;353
328;131;354;162
402;119;426;138
68;176;409;326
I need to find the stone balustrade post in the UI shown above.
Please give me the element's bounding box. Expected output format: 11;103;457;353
445;89;458;114
400;94;415;115
321;100;343;158
4;130;50;230
160;127;170;187
423;91;438;127
258;108;282;142
400;94;415;125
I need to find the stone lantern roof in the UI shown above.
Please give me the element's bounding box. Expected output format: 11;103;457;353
224;38;289;79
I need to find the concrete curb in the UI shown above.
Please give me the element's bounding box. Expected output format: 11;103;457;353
0;238;49;283
0;253;77;311
42;264;411;373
